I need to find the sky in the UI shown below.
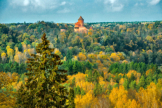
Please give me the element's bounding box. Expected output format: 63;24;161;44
0;0;162;23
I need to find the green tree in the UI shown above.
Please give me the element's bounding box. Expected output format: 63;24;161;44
19;62;27;74
107;84;113;95
129;61;134;70
68;60;73;75
85;70;93;82
113;83;118;88
93;63;98;69
129;80;136;90
137;75;145;90
85;61;92;70
68;88;75;108
123;78;129;90
66;49;72;61
93;83;102;97
145;72;153;85
16;33;74;108
71;77;75;87
73;61;77;74
11;62;19;73
101;71;104;78
74;86;81;95
81;88;86;97
93;69;100;83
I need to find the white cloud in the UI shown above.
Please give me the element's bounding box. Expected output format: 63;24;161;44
23;0;30;6
135;3;138;6
8;0;72;12
103;0;124;12
9;0;59;9
60;1;66;5
57;8;70;13
135;2;144;6
104;0;116;4
149;0;160;5
112;4;124;11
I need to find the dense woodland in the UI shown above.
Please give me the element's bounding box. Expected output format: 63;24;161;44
1;20;162;108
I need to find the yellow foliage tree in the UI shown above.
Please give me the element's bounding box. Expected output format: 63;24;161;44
14;51;25;64
88;29;93;36
78;52;87;61
88;53;97;60
0;72;19;107
54;48;62;58
146;36;153;42
1;52;6;62
110;53;120;62
109;86;128;108
6;46;14;62
148;23;154;30
136;82;162;108
119;78;125;86
127;99;141;108
146;69;153;76
127;70;138;79
117;52;125;60
75;90;93;108
122;60;128;64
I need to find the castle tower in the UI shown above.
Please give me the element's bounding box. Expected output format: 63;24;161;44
74;16;87;33
78;16;84;27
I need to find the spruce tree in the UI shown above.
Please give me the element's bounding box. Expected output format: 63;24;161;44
68;89;75;108
66;50;72;61
93;83;102;97
137;75;145;90
80;88;85;97
73;61;77;74
71;77;75;87
123;79;129;90
16;33;75;108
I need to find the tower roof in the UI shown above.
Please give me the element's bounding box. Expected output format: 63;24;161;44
78;16;84;20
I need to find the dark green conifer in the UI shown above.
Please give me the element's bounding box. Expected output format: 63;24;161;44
80;88;86;97
123;78;129;90
68;88;75;108
16;33;75;108
66;50;73;61
93;83;102;97
73;61;77;74
71;77;75;87
137;75;145;90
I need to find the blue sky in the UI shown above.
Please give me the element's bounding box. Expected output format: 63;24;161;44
0;0;162;23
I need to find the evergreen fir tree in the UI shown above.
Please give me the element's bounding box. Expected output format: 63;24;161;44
68;88;75;108
85;61;92;70
85;70;93;82
93;69;100;83
73;61;77;74
129;80;136;90
71;77;75;87
74;86;81;95
113;83;118;88
123;79;129;90
16;33;75;108
68;60;73;75
101;71;104;78
137;75;145;90
80;88;86;97
93;83;102;97
145;71;153;85
107;84;113;95
66;50;72;61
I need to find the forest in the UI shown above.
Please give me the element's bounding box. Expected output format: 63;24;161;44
0;20;162;108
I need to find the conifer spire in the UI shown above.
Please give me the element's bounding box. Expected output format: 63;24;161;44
16;33;75;108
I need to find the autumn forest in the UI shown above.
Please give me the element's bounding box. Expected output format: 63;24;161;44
1;20;162;108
